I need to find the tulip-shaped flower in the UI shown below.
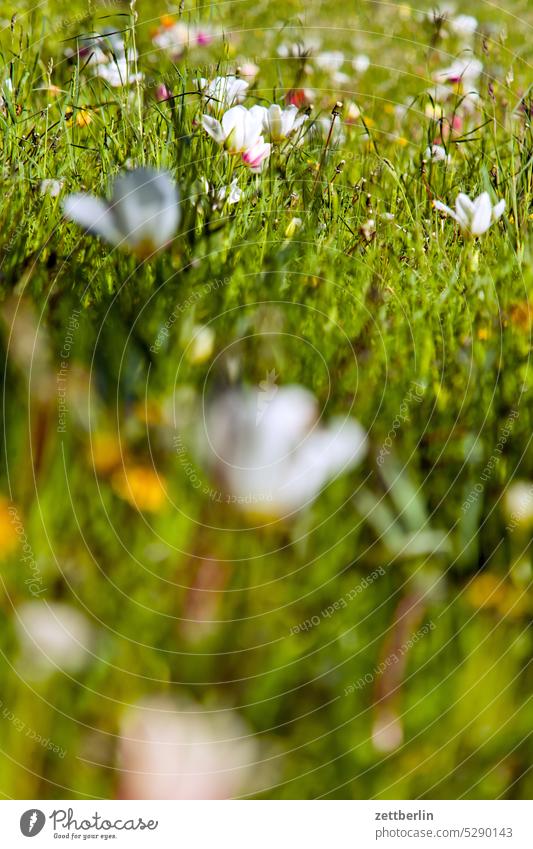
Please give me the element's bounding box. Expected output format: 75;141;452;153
202;105;263;153
433;191;505;237
201;385;367;517
202;105;271;171
63;168;181;256
254;104;307;142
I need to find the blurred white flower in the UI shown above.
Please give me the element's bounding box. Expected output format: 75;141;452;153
255;104;307;142
40;178;64;197
277;39;321;59
450;14;478;38
237;61;260;83
434;191;505;236
94;56;143;88
315;50;345;73
152;21;189;58
16;602;94;676
201;385;367;516
118;698;261;799
153;22;213;59
63;168;181;255
352;54;370;73
435;56;483;86
424;144;450;163
199;75;249;111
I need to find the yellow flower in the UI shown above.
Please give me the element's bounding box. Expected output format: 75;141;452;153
89;432;123;475
465;573;530;618
65;108;92;127
111;466;167;512
0;497;19;559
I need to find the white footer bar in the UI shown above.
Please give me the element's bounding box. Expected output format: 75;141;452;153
2;800;531;848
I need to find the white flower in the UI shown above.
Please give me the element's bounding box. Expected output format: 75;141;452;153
238;62;260;83
40;178;64;197
241;138;271;172
255;104;307;142
195;177;243;207
277;39;321;59
352;54;370;73
435;56;483;86
220;178;243;204
201;385;367;517
450;14;478;38
433;191;505;236
16;602;94;677
63;168;181;255
424;144;450;163
152;22;190;58
94;55;143;88
118;697;261;799
199;75;249;111
315;50;345;72
201;105;263;153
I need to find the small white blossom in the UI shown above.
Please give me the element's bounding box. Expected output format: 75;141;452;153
16;602;94;677
352;54;370;73
434;191;505;236
315;50;345;73
40;179;64;197
424;144;450;163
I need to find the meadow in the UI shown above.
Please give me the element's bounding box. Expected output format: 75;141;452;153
0;0;532;799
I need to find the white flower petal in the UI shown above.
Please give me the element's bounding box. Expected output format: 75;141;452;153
63;193;121;244
201;114;225;144
492;199;506;222
110;168;181;250
433;200;458;222
470;192;492;235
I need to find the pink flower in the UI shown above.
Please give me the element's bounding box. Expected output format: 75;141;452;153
155;84;172;102
196;31;212;47
242;139;271;172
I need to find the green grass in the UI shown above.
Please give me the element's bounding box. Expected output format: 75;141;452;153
0;0;532;799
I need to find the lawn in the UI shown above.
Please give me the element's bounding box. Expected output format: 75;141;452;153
0;0;532;799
